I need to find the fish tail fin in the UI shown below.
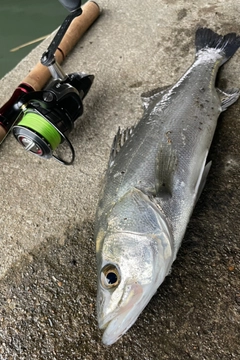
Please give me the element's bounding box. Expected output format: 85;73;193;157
195;28;240;65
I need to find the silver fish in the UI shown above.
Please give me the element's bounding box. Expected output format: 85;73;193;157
94;28;240;345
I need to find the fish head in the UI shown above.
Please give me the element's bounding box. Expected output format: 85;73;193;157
97;229;173;345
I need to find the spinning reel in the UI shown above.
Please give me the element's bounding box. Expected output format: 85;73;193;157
12;0;94;165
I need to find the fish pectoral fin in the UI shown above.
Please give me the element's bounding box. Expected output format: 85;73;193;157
194;160;212;205
141;85;171;110
108;126;135;167
217;88;240;112
155;141;178;198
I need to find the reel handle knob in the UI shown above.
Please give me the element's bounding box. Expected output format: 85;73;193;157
58;0;82;12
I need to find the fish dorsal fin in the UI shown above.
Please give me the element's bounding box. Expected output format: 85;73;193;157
217;88;240;112
108;126;135;167
155;141;178;198
141;85;171;110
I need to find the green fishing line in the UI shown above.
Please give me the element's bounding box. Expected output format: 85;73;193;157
19;112;61;150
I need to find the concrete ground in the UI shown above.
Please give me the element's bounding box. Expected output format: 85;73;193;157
0;0;239;358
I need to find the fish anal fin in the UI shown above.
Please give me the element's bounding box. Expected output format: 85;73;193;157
217;88;240;111
156;141;178;198
108;126;135;167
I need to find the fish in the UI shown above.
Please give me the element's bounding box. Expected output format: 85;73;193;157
94;28;240;345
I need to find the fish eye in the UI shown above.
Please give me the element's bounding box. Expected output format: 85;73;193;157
101;264;120;289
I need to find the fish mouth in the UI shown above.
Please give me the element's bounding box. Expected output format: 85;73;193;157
98;283;145;345
100;308;141;346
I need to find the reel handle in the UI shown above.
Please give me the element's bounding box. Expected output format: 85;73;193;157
21;1;100;91
41;8;82;67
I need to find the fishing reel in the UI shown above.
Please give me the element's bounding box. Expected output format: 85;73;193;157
12;0;94;165
13;72;93;165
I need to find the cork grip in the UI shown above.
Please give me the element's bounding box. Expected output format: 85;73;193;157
22;1;100;90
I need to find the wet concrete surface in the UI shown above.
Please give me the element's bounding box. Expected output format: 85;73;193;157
0;0;240;358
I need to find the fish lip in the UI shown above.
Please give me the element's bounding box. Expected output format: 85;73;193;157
98;311;117;330
100;305;142;346
102;321;124;346
98;309;125;345
98;283;144;345
99;313;129;345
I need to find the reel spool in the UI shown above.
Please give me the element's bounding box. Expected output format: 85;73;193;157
13;111;62;158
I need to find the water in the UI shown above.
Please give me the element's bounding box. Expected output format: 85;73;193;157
0;1;86;79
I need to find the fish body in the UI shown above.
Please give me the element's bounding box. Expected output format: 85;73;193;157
94;28;240;345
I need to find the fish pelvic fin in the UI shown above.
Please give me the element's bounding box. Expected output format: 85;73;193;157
195;28;240;65
156;141;178;198
217;88;240;111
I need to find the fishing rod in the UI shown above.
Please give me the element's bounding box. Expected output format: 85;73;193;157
0;0;100;165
